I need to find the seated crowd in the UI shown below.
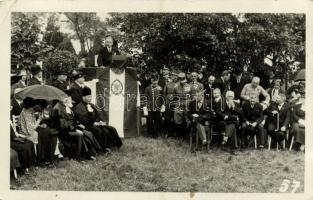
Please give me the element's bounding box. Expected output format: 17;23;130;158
10;63;305;179
141;67;305;155
10;65;123;179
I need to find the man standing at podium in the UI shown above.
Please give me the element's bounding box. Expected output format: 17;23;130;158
97;35;120;67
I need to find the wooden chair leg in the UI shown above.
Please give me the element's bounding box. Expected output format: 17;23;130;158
13;169;18;179
268;136;271;151
276;143;279;152
289;136;294;151
283;139;286;150
254;135;257;149
189;128;193;151
196;131;199;149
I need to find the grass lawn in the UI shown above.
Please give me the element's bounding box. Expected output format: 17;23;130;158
11;136;304;193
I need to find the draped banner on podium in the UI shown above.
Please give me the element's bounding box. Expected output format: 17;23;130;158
83;67;139;138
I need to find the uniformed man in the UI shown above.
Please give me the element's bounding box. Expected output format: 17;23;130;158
143;73;165;138
190;71;204;100
172;72;191;138
163;70;179;137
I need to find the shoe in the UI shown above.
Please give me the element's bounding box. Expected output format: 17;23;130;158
300;145;305;151
90;156;97;161
202;140;207;145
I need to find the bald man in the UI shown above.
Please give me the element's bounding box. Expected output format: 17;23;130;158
240;77;270;109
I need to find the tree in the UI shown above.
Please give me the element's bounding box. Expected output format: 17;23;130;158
64;13;106;55
42;50;79;82
42;14;76;54
11;12;53;72
107;13;305;82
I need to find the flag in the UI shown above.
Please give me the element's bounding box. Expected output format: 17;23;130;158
83;67;139;138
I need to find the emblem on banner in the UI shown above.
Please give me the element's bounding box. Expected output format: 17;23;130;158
111;79;123;95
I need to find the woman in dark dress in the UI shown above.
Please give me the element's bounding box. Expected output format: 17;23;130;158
74;87;123;152
36;103;59;166
54;96;100;160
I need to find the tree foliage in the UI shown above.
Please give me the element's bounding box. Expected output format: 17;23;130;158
107;13;305;80
42;50;79;80
11;12;53;72
42;14;76;53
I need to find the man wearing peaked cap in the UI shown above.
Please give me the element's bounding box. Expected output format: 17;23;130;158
28;64;43;86
173;72;191;138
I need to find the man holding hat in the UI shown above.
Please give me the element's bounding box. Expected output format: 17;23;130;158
69;72;86;106
28;64;43;86
173;72;191;138
74;87;123;152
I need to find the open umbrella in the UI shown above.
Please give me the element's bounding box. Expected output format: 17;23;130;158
15;84;68;101
295;69;305;81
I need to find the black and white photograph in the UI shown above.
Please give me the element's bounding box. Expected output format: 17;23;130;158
1;0;313;199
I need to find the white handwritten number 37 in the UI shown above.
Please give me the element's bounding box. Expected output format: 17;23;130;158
279;179;301;193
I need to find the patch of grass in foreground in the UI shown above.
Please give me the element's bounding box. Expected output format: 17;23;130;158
11;136;304;192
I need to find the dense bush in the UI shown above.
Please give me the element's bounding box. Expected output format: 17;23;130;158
42;50;79;80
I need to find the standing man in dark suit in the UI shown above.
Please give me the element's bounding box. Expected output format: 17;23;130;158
28;64;43;86
264;93;290;145
143;73;165;138
241;95;265;149
230;68;247;103
97;35;120;67
69;72;85;106
204;75;215;101
52;71;70;92
213;70;231;96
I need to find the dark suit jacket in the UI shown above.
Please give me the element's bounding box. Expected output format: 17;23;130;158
144;84;164;111
97;46;120;67
28;77;42;86
291;103;305;123
213;78;229;95
242;101;264;124
52;80;69;92
69;82;83;105
213;97;242;123
187;99;211;124
264;102;290;128
11;98;23;116
230;76;246;100
74;102;103;128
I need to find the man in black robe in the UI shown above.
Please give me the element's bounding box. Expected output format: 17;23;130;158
74;87;123;152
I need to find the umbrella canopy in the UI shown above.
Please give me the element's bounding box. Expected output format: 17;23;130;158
15;84;68;101
295;69;305;81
